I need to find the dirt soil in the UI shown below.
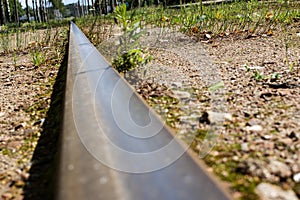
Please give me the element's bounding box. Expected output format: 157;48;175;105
201;26;300;199
0;30;67;200
104;24;300;199
0;21;299;199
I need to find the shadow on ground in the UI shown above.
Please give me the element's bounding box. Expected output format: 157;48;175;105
23;41;68;200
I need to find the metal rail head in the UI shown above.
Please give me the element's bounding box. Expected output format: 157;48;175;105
55;22;232;200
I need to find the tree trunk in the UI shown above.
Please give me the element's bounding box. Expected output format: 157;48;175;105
86;0;90;14
3;0;11;22
90;0;94;15
32;0;36;21
104;0;108;14
39;0;45;22
98;0;102;15
25;0;30;22
13;0;19;24
81;0;85;16
84;0;87;15
77;0;82;17
35;0;40;22
0;0;6;24
43;0;48;21
109;0;114;12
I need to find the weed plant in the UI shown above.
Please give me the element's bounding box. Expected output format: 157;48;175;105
74;0;299;72
31;49;45;66
112;4;152;73
13;48;17;66
0;19;71;53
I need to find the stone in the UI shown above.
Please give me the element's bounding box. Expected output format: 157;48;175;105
14;180;25;187
7;141;22;149
291;164;300;173
246;118;260;126
199;111;232;124
262;134;272;140
255;182;298;200
293;172;300;183
172;90;191;99
246;125;263;132
241;143;249;152
281;138;293;146
171;82;183;88
268;159;292;178
0;112;5;117
249;65;264;70
1;192;13;200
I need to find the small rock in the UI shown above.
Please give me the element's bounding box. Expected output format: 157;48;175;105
293;172;300;183
171;82;182;88
281;138;293;146
207;167;213;172
249;65;264;70
14;180;25;187
1;192;13;200
241;143;249;152
21;171;29;181
262;135;272;140
7;141;22;149
249;144;256;151
246;125;263;132
0;112;5;117
205;34;212;39
246;118;260;126
233;156;239;161
291;164;300;173
255;182;298;200
268;159;292;178
199;111;232;124
172;90;191;99
232;192;242;199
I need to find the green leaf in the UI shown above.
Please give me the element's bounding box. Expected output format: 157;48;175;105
208;81;224;92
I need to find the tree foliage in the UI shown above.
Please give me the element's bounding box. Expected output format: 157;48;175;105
49;0;65;12
0;0;24;23
9;0;24;18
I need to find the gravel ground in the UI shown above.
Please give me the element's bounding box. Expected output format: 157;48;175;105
202;27;300;199
0;50;51;199
0;29;67;199
100;24;300;199
0;21;299;199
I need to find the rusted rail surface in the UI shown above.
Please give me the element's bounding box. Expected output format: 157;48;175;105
55;22;232;200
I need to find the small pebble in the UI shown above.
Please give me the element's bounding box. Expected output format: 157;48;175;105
255;182;298;200
172;90;191;99
262;135;272;140
14;180;25;187
1;192;13;200
0;112;5;117
293;173;300;183
246;125;263;132
241;143;249;152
